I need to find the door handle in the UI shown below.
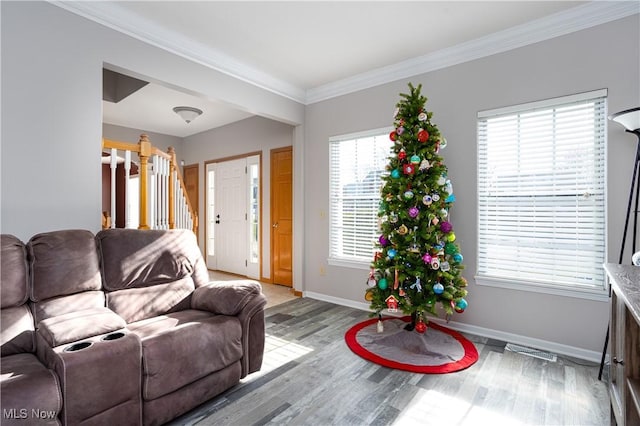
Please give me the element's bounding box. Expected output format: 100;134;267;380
216;214;220;224
272;222;279;229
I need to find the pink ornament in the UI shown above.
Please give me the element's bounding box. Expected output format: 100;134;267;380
397;126;405;135
422;253;432;264
408;207;419;218
440;221;453;233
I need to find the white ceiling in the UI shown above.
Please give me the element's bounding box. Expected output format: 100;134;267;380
55;1;638;138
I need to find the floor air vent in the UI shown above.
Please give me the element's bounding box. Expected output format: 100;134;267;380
505;343;557;362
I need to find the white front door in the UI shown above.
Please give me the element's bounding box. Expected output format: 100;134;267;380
205;155;260;279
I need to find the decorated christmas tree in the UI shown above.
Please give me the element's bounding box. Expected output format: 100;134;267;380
366;83;468;333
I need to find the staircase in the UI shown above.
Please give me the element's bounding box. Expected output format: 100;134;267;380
102;134;197;234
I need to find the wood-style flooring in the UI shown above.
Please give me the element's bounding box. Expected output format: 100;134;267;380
169;297;609;426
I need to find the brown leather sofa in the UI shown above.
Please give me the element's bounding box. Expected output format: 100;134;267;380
1;229;267;425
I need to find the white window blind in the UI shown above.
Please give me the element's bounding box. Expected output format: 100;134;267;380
477;90;607;294
329;128;392;266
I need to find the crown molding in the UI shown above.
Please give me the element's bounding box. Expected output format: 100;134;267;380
306;1;640;104
50;1;638;106
48;1;307;104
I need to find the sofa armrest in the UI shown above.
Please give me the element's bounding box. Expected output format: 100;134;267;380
37;307;126;348
191;280;267;377
191;280;263;315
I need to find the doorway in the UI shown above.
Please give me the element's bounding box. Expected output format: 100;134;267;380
271;146;293;287
205;154;260;279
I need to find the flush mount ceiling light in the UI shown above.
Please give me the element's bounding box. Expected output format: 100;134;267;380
172;106;203;124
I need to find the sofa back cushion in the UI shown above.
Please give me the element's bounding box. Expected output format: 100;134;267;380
28;230;103;302
1;235;35;355
1;235;29;308
97;229;207;323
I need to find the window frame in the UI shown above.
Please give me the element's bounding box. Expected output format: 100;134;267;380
328;127;393;270
476;89;608;301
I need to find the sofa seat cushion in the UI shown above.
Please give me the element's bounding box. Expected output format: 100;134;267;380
128;309;243;400
37;307;126;347
1;353;62;423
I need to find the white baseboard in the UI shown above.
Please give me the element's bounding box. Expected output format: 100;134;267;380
303;291;604;364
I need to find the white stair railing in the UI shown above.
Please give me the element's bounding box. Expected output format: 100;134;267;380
101;135;197;234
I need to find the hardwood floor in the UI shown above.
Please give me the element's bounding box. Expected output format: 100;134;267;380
170;298;609;426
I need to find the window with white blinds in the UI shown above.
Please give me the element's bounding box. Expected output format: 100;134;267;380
477;90;607;296
329;128;392;267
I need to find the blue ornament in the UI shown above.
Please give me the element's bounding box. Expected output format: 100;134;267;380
453;253;463;263
433;283;444;294
388;248;397;259
456;299;468;310
445;194;456;203
391;169;401;179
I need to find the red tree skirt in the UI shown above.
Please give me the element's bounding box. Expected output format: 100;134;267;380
345;316;478;374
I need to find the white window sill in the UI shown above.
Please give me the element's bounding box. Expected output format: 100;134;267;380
327;257;370;270
475;275;609;302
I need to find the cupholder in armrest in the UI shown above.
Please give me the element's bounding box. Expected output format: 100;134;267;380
101;332;125;341
64;341;93;352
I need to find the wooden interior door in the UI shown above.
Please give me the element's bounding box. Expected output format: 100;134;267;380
271;146;293;287
183;163;199;236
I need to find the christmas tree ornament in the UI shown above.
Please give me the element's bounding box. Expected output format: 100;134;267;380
409;243;420;253
397;126;405;135
418;129;429;142
432;194;440;202
440;136;448;149
389;131;398;142
415;317;427;333
391;169;401;179
440;261;450;272
385;295;399;312
445;194;456;203
441;208;448;218
364;289;374;301
419;159;431;171
431;216;439;226
408;207;420;218
404;190;414;199
394;269;399;289
422;195;433;205
453;253;464;263
397;224;408;235
378;235;389;246
378;278;388;290
387;249;397;259
410;154;421;165
445;242;458;255
431;258;440;269
398;149;407;160
440;221;453;233
433;283;444;294
418;112;427;122
389;213;398;223
377;314;384;333
410;278;422;292
367;270;377;288
403;163;415;175
422;253;432;264
446;232;456;242
399;287;406;297
438;175;447;186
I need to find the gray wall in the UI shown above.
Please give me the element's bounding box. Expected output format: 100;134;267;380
1;1;303;242
303;15;639;357
182;116;294;280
